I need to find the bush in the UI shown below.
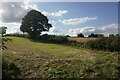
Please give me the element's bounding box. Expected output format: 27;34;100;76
65;35;70;37
88;33;104;38
77;33;84;37
38;34;68;44
64;41;86;48
87;36;120;52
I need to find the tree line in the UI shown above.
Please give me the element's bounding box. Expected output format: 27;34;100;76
77;33;119;38
3;32;120;52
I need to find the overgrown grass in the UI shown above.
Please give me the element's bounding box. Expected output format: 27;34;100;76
2;37;119;78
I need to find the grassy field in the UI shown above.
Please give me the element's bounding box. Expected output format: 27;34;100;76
68;37;97;43
2;37;118;78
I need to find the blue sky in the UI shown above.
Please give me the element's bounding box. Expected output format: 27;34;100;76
35;2;118;35
0;2;118;36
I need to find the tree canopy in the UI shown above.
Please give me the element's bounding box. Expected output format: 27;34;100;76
88;33;104;38
20;10;52;39
77;33;84;37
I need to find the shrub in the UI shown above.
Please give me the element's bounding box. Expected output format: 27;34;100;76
87;36;120;52
77;33;84;37
65;35;70;37
39;34;68;44
88;33;104;38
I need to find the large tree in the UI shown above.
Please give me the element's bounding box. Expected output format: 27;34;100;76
20;10;52;39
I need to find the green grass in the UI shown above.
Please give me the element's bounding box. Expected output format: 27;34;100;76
2;37;119;78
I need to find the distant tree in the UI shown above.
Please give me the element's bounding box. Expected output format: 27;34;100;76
97;34;104;38
115;34;120;37
0;26;7;36
88;33;97;38
20;10;52;39
109;34;115;37
65;35;70;37
77;33;84;37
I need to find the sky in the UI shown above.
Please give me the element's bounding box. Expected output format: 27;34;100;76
0;2;118;36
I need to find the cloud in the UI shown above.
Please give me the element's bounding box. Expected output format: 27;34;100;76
101;24;118;32
1;2;38;23
42;10;68;17
61;16;97;25
69;23;118;36
42;26;62;35
0;22;22;34
49;20;57;26
49;26;61;33
1;2;68;23
0;9;2;15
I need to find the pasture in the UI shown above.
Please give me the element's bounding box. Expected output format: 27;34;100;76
2;37;118;78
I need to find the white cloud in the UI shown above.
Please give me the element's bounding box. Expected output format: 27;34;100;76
23;2;39;10
0;9;3;15
1;2;38;23
101;24;118;31
42;26;62;35
0;22;22;34
49;20;57;26
51;10;68;17
62;16;97;25
11;4;15;7
69;23;118;36
1;2;68;23
49;26;61;33
42;10;68;17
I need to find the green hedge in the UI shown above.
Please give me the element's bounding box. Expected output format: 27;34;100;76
38;34;68;44
87;36;120;52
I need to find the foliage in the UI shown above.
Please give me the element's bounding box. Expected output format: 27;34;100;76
77;33;84;37
20;10;52;39
87;35;120;52
66;34;120;52
3;37;118;78
39;34;68;44
65;41;86;48
65;35;70;37
2;59;21;79
88;33;104;38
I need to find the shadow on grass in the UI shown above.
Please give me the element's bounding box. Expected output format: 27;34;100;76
29;39;60;44
29;39;86;50
2;59;22;79
2;37;12;50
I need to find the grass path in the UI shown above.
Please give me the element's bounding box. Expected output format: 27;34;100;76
2;37;118;78
4;37;98;59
